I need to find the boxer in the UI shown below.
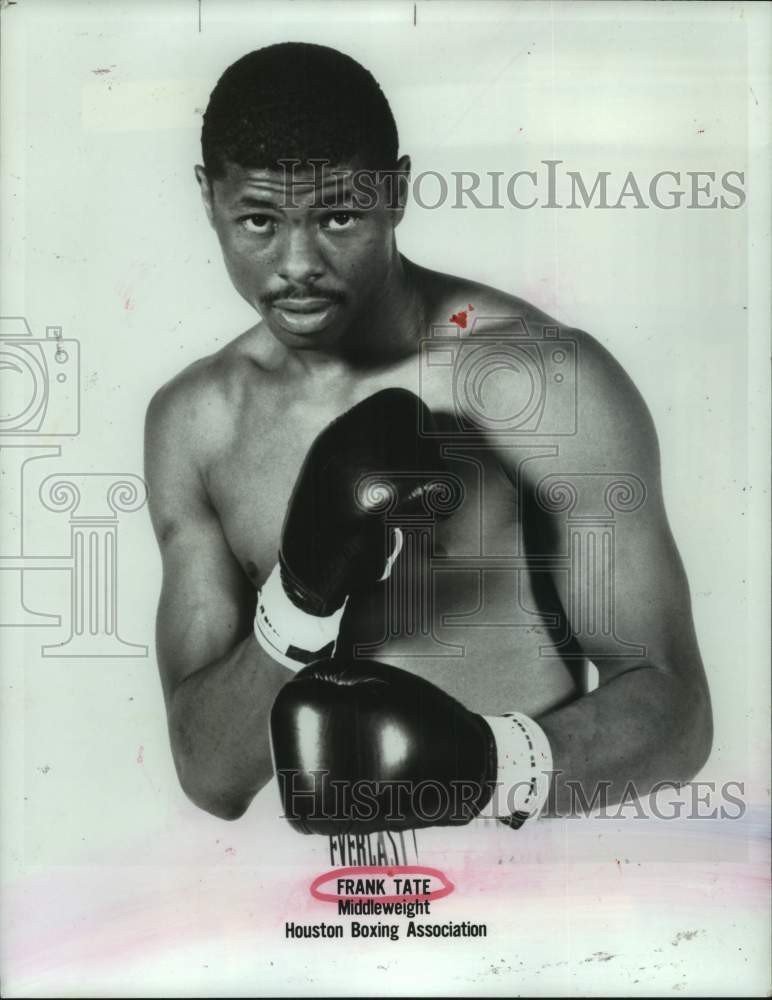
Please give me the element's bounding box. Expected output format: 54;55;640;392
145;43;712;828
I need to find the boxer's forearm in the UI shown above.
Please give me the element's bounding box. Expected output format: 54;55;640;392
537;664;713;817
167;635;291;820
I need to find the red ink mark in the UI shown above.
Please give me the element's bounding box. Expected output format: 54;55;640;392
123;296;133;311
136;745;144;764
450;303;475;328
310;865;454;904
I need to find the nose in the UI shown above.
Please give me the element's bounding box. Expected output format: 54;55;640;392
276;225;325;286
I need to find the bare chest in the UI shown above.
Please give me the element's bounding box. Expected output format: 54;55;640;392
205;363;520;581
204;363;581;714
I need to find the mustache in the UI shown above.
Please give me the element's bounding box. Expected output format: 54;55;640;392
264;287;346;305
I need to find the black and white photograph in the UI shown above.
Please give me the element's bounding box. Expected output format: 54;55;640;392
0;1;769;996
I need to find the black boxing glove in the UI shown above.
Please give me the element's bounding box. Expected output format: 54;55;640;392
254;389;449;670
270;658;553;834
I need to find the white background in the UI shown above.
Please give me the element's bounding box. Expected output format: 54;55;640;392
1;1;769;996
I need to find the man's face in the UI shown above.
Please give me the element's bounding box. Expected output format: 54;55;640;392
195;158;409;348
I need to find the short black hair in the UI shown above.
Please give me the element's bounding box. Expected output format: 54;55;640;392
201;42;399;178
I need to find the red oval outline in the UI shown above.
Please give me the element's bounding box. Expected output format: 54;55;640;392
310;865;454;904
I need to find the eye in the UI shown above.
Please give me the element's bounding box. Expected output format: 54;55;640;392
323;211;359;231
241;214;275;234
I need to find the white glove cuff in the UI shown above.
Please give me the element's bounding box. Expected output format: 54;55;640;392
479;713;553;824
254;563;347;672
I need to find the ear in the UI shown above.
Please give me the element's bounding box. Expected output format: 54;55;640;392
390;154;411;227
194;165;216;228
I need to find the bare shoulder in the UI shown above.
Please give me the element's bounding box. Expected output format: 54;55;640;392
422;266;659;474
144;322;280;464
419;264;560;334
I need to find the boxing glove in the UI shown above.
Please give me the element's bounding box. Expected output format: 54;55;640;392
270;658;553;834
255;389;450;669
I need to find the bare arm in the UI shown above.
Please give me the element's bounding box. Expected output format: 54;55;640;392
145;381;290;820
508;333;713;814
